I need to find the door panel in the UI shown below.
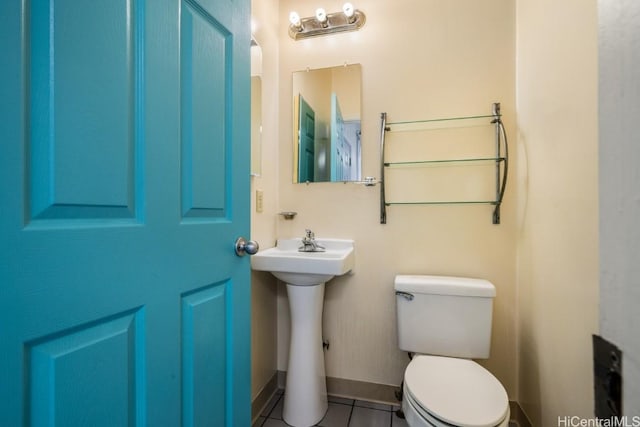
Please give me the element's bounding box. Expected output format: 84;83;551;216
182;282;228;426
0;0;251;425
28;309;144;426
29;0;140;221
181;1;229;218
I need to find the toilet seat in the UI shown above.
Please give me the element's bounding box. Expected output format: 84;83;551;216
404;355;509;427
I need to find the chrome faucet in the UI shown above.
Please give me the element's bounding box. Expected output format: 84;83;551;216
299;229;326;252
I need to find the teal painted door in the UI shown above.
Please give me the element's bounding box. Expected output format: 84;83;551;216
0;0;251;426
298;95;315;183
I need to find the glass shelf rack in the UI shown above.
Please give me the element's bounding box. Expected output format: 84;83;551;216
379;103;508;224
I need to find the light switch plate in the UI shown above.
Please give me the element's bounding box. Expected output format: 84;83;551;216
256;189;264;213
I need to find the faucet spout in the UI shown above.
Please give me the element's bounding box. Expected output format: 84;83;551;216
299;229;326;252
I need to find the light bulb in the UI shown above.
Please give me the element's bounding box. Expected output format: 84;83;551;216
315;8;327;23
343;3;354;18
289;11;301;28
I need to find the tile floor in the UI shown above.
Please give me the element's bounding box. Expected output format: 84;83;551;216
252;390;408;427
253;389;520;427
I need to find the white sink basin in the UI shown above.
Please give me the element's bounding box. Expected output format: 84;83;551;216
251;238;355;286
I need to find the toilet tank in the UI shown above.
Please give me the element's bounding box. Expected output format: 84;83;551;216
395;275;496;359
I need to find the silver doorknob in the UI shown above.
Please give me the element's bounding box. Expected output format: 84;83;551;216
235;237;259;256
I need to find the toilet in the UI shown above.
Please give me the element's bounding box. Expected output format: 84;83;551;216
395;275;510;427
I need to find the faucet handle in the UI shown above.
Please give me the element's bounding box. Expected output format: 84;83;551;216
304;229;315;239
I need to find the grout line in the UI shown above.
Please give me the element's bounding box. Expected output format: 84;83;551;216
346;398;354;427
328;400;354;407
264;393;283;420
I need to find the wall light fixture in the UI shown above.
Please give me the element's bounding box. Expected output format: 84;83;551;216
288;3;366;40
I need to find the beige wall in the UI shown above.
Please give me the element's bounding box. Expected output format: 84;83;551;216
515;0;599;425
277;0;517;395
250;0;280;401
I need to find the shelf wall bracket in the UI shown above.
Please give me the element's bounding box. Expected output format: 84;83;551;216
491;102;508;225
380;112;388;224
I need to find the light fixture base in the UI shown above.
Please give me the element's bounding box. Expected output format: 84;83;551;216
288;10;366;40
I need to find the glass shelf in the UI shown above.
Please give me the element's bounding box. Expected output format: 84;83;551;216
386;200;498;206
386;114;497;132
385;157;506;167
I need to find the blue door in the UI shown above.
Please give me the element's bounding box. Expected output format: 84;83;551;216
0;0;251;426
298;95;316;183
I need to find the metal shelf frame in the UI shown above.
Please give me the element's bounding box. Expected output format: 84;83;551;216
379;102;508;224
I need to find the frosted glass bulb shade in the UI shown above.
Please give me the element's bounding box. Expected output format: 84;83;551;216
343;3;354;18
289;11;301;27
315;8;327;23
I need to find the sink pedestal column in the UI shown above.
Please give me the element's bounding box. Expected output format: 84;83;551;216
283;283;327;427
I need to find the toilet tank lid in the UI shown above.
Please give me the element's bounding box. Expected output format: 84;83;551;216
394;275;496;298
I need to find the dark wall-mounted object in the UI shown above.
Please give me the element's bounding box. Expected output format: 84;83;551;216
593;334;622;417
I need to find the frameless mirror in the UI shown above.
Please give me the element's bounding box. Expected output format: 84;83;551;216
292;64;361;183
251;39;262;176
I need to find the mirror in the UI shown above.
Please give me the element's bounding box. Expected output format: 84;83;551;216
251;39;262;176
292;64;362;183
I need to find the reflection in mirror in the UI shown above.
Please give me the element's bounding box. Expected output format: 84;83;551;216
292;64;361;183
251;39;262;176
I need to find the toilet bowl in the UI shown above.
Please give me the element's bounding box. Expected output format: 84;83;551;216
402;355;509;427
394;275;510;427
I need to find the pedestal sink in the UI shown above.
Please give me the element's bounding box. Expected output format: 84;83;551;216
251;238;355;427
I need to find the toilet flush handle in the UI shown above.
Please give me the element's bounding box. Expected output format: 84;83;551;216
395;291;414;301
